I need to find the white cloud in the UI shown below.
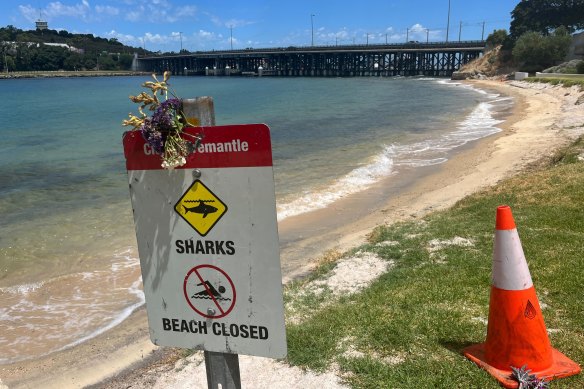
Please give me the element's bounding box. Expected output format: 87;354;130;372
19;1;120;23
176;5;197;18
316;28;351;45
123;2;197;23
105;29;138;45
45;1;91;19
106;29;200;52
196;30;215;39
407;23;432;42
409;23;427;33
245;40;260;47
95;5;119;16
224;18;255;29
144;32;168;44
125;9;143;22
17;5;39;22
207;12;254;29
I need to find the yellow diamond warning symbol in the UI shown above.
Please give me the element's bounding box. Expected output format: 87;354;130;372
174;180;228;236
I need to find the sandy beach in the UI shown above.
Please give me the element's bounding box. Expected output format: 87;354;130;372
1;79;583;389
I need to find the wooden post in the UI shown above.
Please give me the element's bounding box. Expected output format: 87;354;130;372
182;97;242;389
205;351;242;389
182;97;216;127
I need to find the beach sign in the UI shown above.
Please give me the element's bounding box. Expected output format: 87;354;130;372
123;124;287;358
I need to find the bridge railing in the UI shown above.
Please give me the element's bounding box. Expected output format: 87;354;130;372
139;40;486;59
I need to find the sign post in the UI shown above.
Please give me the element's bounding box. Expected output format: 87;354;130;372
123;99;286;388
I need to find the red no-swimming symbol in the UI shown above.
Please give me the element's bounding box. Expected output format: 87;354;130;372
183;264;236;319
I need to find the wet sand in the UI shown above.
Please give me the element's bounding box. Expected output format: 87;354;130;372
2;79;584;388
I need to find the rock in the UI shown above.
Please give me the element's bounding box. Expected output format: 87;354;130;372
576;94;584;105
543;59;584;74
451;71;473;80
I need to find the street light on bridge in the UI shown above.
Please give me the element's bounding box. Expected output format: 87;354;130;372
446;0;451;42
311;14;315;46
230;25;233;50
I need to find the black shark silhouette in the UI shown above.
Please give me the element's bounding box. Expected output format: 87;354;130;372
183;200;218;218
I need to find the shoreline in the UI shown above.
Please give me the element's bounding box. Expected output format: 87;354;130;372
2;79;583;388
0;71;150;79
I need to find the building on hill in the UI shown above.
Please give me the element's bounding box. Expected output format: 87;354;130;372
43;42;84;54
35;19;48;31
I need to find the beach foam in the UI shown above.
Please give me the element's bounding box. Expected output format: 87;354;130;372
0;248;144;364
277;149;396;220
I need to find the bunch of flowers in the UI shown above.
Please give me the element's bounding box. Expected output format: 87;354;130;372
123;71;201;169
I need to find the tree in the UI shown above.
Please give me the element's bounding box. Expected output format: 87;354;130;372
544;26;573;65
512;27;573;72
96;54;116;70
63;53;84;70
2;53;15;72
486;29;509;50
118;53;134;70
0;25;20;41
510;0;584;39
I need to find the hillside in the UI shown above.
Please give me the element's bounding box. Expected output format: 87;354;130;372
453;45;516;80
0;25;148;72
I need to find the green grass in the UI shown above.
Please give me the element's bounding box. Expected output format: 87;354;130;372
524;77;584;89
284;137;584;388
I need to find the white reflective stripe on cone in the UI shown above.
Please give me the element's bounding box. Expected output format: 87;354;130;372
492;229;533;290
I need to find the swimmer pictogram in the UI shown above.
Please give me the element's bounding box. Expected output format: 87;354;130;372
183;264;236;319
191;281;231;301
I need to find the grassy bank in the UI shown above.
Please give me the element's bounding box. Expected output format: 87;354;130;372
525;77;584;89
284;137;584;388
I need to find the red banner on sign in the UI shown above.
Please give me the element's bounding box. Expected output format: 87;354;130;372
123;124;273;170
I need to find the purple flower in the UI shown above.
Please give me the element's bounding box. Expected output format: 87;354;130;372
160;98;181;111
151;98;182;134
140;119;165;154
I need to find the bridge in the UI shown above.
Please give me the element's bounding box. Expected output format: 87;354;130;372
134;41;485;77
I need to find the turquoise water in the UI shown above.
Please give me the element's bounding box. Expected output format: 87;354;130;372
0;75;510;363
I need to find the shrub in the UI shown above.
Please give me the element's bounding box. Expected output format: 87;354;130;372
512;27;572;72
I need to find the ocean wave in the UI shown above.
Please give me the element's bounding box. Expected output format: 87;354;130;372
436;79;501;99
276;150;395;221
276;82;507;222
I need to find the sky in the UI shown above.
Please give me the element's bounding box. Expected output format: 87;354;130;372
1;0;519;52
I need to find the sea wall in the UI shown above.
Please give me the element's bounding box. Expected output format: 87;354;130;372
0;71;149;79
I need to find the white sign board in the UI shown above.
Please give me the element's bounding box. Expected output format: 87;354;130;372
123;124;287;358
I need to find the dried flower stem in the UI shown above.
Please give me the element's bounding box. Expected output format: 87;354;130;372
122;71;201;169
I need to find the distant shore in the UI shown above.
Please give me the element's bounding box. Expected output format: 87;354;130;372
0;70;150;79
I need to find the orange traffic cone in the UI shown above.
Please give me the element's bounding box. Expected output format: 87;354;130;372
463;205;580;388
